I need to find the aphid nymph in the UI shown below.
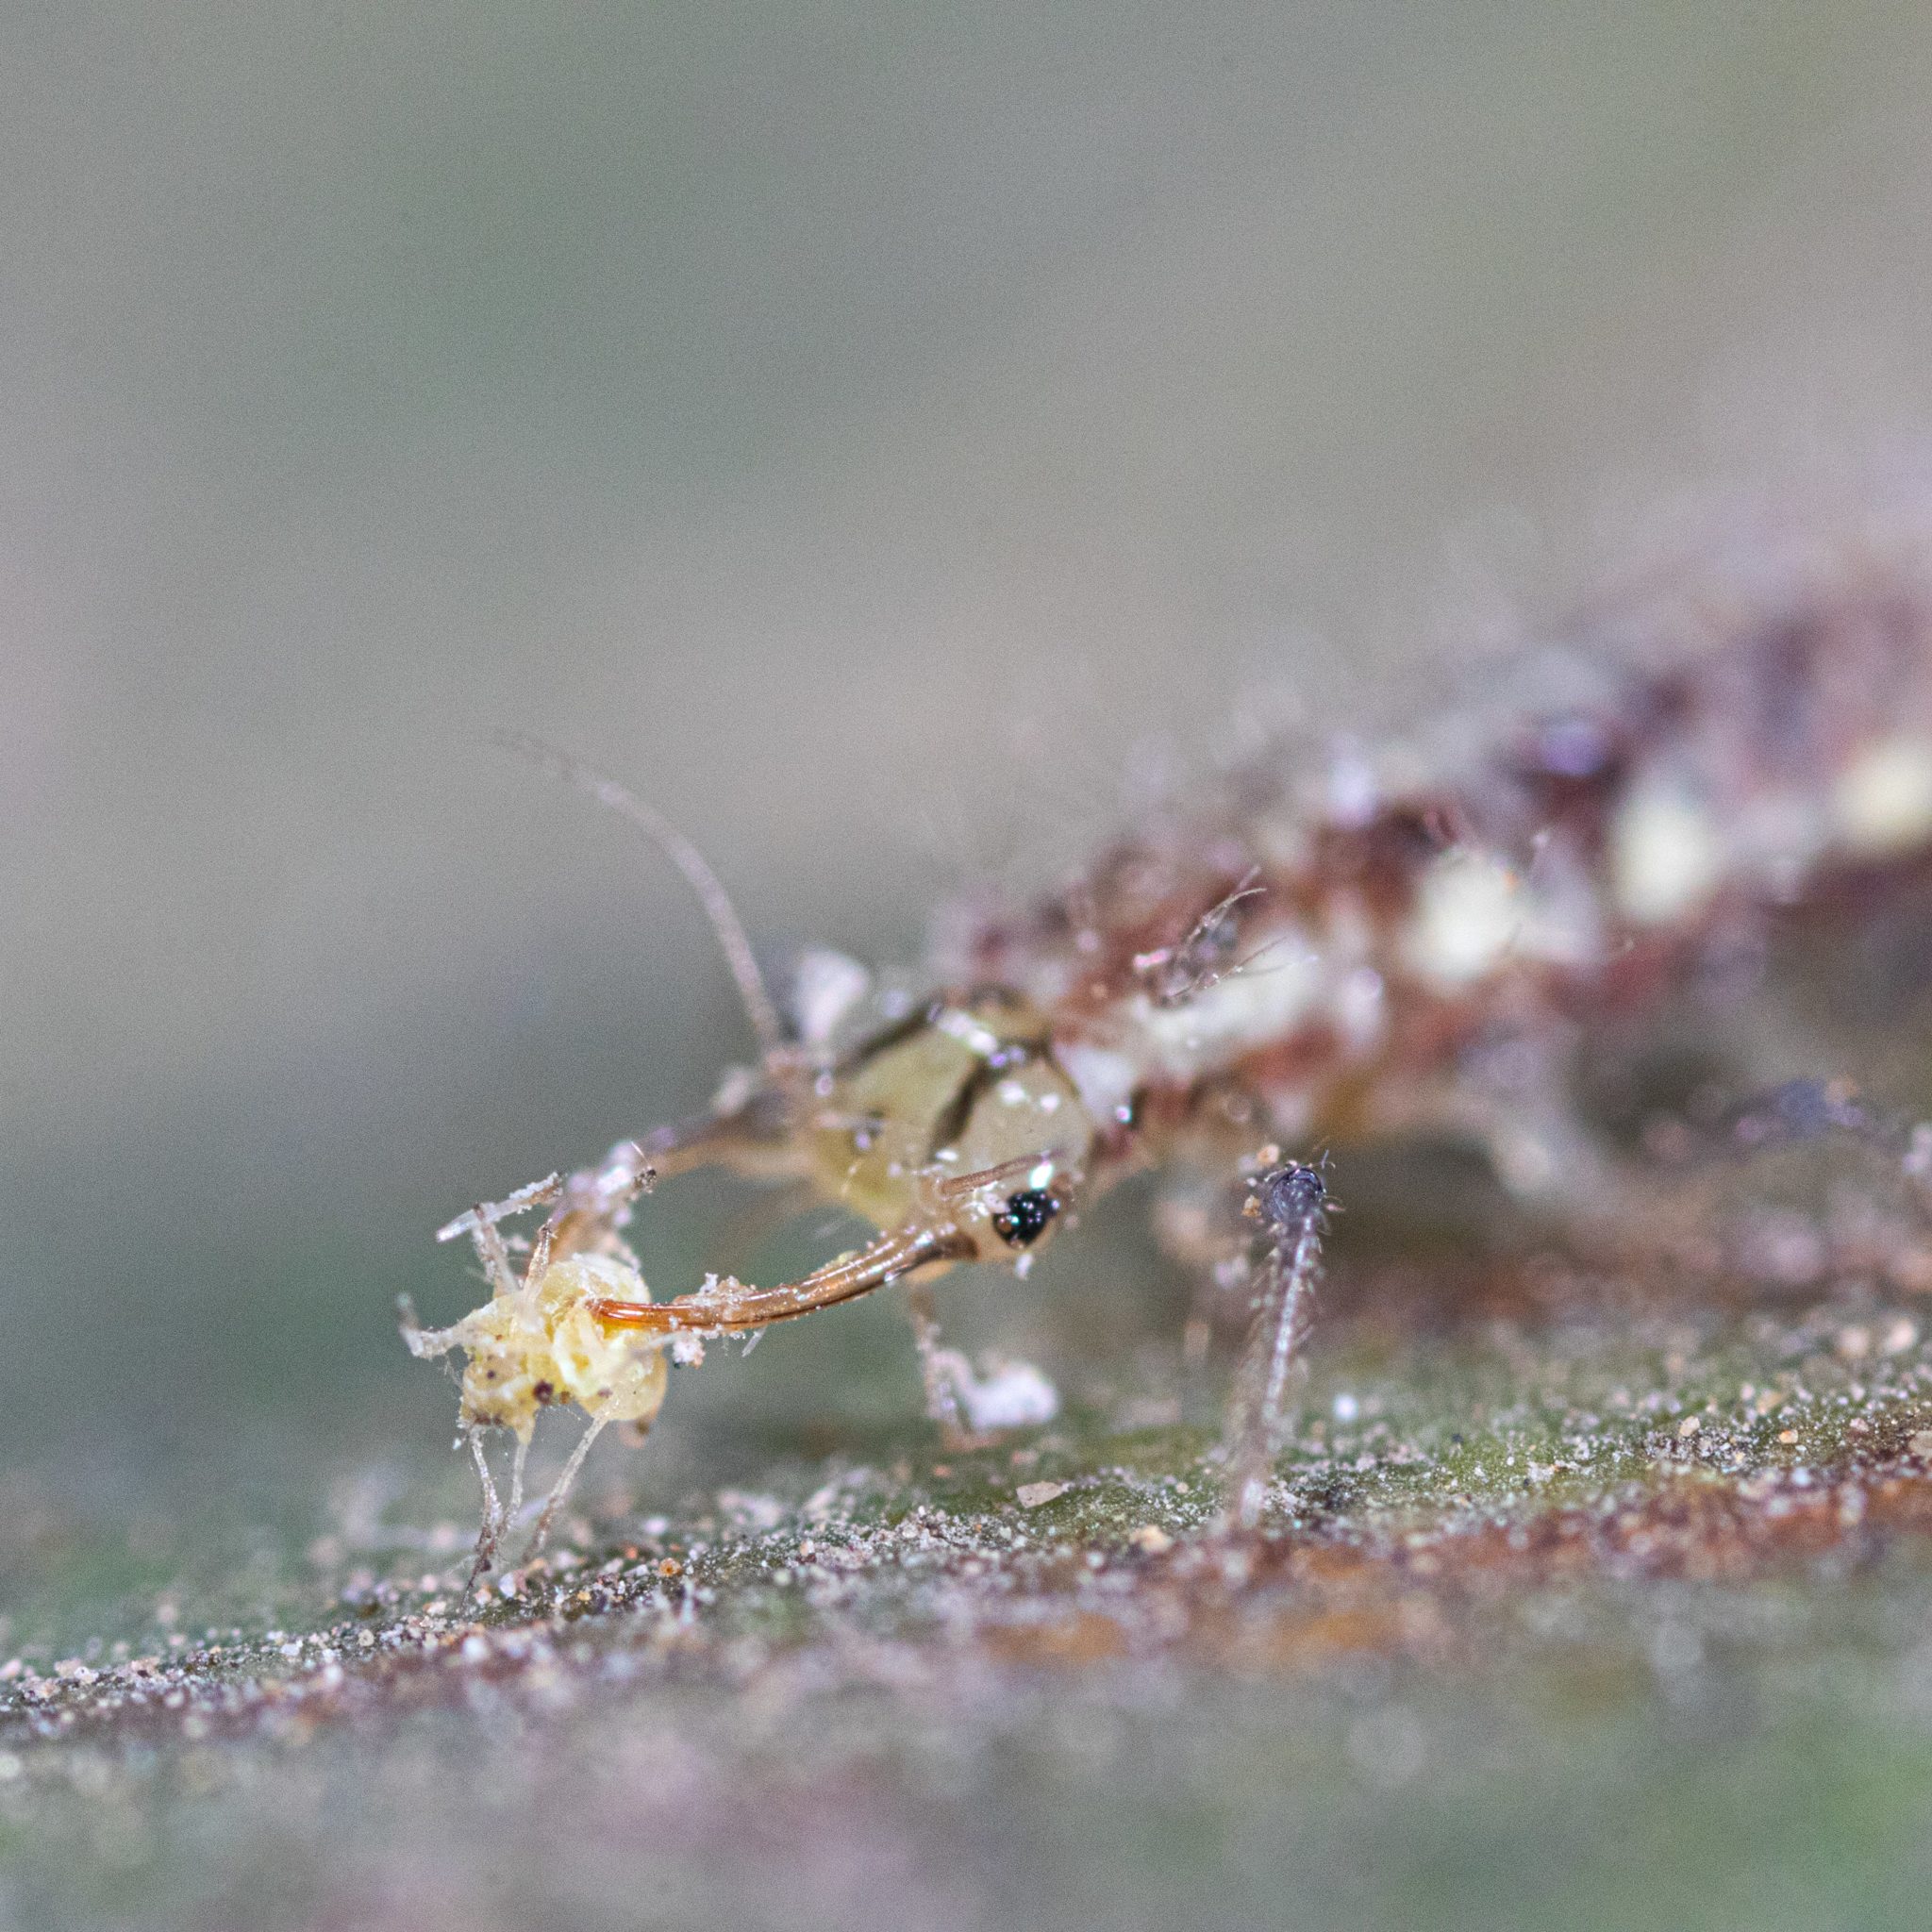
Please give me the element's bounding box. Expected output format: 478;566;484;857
399;1173;671;1576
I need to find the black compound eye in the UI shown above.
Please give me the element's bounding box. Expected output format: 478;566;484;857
992;1188;1058;1249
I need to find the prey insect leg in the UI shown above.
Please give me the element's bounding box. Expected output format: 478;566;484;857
1220;1159;1329;1533
467;1429;506;1584
505;1435;531;1546
526;1417;610;1560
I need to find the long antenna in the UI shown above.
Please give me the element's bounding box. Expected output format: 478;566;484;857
495;730;787;1059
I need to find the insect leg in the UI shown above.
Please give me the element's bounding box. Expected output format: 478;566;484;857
505;1435;531;1544
541;1090;801;1265
525;1417;609;1561
1220;1161;1328;1533
465;1429;506;1588
436;1174;565;1270
903;1280;973;1449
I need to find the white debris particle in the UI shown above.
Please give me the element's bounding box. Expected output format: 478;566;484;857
954;1357;1060;1433
1017;1481;1072;1509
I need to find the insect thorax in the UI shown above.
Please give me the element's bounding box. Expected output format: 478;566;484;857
805;994;1096;1245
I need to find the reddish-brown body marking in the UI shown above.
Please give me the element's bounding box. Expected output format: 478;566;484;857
951;519;1932;1204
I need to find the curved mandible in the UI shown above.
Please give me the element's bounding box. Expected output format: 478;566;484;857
588;1221;975;1337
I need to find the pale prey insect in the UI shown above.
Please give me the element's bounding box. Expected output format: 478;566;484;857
399;1174;667;1575
412;491;1932;1551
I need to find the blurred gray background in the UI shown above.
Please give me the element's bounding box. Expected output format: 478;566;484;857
8;0;1932;1507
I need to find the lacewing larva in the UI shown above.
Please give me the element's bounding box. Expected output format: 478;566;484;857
409;491;1932;1565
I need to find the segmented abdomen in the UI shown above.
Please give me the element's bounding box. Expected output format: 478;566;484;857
942;506;1932;1157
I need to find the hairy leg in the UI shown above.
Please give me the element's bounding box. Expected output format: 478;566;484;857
1219;1162;1328;1533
